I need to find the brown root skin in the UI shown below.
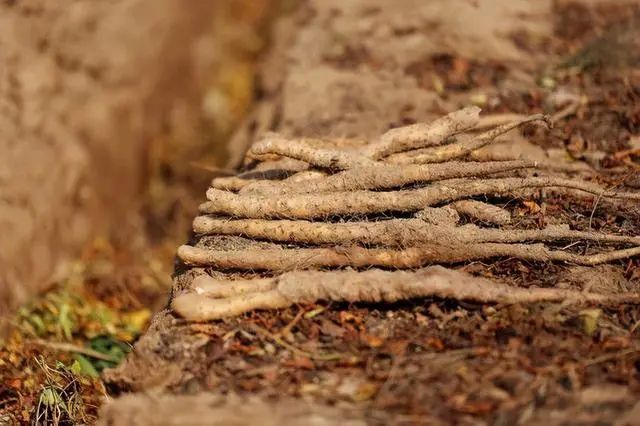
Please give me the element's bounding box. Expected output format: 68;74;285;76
172;267;640;321
387;114;549;164
192;216;640;247
450;200;512;225
202;177;639;219
177;243;640;270
240;160;534;196
415;206;460;225
211;176;256;192
240;170;327;195
173;291;289;321
250;135;375;170
191;274;276;297
361;106;481;159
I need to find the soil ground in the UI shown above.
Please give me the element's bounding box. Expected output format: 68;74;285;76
2;0;640;424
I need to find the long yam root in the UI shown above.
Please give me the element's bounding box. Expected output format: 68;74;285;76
172;267;640;321
178;243;640;270
361;107;481;159
192;217;640;247
450;200;512;225
386;114;549;164
175;108;640;323
240;160;534;195
202;177;639;219
250;135;375;170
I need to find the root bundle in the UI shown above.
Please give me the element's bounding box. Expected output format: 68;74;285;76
173;108;640;321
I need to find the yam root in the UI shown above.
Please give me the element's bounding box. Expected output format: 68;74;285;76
178;243;640;270
250;135;375;170
172;267;640;321
202;177;639;219
386;114;549;164
174;109;640;322
450;200;512;225
192;217;640;248
361;106;481;159
240;160;534;195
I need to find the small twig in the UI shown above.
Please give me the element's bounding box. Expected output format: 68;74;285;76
246;323;342;361
279;308;307;339
583;348;640;367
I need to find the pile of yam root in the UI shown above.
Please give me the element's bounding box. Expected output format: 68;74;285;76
172;107;640;321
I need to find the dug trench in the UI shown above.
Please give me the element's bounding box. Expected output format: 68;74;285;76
0;0;276;423
103;0;639;423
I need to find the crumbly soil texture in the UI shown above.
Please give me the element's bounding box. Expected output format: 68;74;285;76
104;1;640;424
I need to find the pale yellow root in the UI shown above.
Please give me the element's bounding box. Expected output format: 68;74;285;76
172;267;640;321
192;217;640;247
175;109;640;322
239;170;327;195
192;274;276;297
249;134;375;170
173;291;290;321
450;200;512;225
415;206;460;225
360;107;481;159
201;177;640;219
177;243;640;270
387;114;549;164
211;176;257;192
239;160;534;195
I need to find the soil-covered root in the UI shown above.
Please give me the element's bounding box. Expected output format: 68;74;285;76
386;114;549;164
415;206;460;225
177;243;640;270
211;167;318;192
360;106;481;159
211;176;257;191
450;200;512;225
172;267;640;321
201;177;640;219
239;170;327;195
192;274;276;297
181;110;640;323
249;134;376;170
192;217;640;247
239;160;535;195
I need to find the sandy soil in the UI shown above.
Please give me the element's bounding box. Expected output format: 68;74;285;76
0;0;214;312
